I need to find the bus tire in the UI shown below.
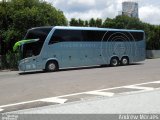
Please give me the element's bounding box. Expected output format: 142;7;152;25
45;61;58;72
110;57;119;67
121;57;129;66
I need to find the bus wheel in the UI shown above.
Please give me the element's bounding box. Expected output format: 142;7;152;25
46;61;58;72
121;57;129;66
110;57;119;67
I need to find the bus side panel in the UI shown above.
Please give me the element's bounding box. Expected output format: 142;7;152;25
39;28;145;70
101;40;145;64
101;42;134;63
41;40;145;70
45;42;105;68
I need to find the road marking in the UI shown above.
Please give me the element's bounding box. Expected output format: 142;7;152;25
40;97;67;104
85;91;114;97
92;80;160;92
123;86;154;91
0;100;42;108
152;81;160;84
0;108;4;112
0;97;68;109
134;80;160;86
0;80;159;110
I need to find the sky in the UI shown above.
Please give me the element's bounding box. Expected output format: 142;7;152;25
46;0;160;25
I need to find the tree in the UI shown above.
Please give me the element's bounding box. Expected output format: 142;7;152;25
70;18;79;26
147;26;160;50
103;18;116;28
0;0;67;69
89;18;96;27
95;18;102;27
84;20;89;27
70;18;85;26
78;19;84;26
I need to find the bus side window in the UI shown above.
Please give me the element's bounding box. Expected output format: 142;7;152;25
49;35;61;44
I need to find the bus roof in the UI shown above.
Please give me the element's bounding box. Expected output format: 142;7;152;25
29;26;144;32
54;26;144;32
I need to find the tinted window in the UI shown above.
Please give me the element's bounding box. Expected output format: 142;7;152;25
49;29;144;44
103;31;144;41
131;32;144;41
49;30;82;44
82;30;105;41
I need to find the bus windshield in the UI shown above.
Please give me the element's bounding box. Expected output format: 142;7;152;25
22;27;52;59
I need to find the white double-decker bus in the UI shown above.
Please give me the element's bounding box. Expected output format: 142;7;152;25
14;26;145;72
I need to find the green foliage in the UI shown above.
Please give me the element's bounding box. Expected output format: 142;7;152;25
78;19;84;26
70;18;85;26
89;18;96;27
0;0;67;70
70;18;79;26
84;20;89;27
6;51;18;69
102;15;144;30
0;51;19;69
146;26;160;50
103;18;116;28
70;18;103;27
95;18;102;27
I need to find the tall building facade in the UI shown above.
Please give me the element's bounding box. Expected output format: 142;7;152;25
122;1;139;18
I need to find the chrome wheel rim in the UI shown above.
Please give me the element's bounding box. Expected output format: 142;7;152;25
49;63;56;70
122;58;128;65
112;59;118;66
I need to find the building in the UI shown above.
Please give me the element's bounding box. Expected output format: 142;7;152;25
122;1;139;18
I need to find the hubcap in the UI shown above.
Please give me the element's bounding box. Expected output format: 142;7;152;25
122;59;128;65
49;63;56;70
112;59;118;66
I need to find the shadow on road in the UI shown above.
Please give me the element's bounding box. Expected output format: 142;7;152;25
19;63;144;75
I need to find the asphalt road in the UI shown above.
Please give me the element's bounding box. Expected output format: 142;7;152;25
0;58;160;107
